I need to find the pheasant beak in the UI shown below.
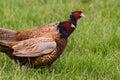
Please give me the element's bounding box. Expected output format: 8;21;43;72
80;13;85;17
71;24;75;28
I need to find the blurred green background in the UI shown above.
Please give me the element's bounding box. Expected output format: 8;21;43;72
0;0;120;80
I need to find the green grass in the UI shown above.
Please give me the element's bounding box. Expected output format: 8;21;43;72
0;0;120;80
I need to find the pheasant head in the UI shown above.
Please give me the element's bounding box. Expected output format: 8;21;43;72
58;10;85;38
70;10;85;26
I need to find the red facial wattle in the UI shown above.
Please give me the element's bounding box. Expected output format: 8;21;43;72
72;11;82;19
63;21;71;31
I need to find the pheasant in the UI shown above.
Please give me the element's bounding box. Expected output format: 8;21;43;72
0;11;85;67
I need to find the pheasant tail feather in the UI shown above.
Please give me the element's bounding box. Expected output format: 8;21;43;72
0;28;17;41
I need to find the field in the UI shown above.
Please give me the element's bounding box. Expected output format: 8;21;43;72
0;0;120;80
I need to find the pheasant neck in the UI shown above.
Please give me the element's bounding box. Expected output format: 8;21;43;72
58;22;68;38
67;23;75;37
70;15;77;27
58;20;76;38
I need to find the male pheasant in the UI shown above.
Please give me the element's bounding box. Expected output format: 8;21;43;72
0;11;85;67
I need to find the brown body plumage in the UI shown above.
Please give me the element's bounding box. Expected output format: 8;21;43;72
1;36;67;67
0;22;59;41
0;11;84;67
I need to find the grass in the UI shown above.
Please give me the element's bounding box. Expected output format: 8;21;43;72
0;0;120;80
